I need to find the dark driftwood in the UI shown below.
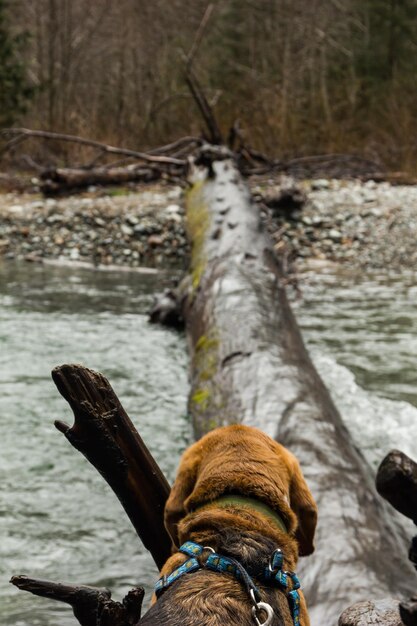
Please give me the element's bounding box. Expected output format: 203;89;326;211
376;449;417;523
183;3;222;146
182;148;417;624
184;69;223;146
11;365;168;626
52;364;172;569
10;575;144;626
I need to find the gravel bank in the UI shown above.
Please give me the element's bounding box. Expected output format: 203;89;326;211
1;178;417;273
0;184;189;270
254;178;417;272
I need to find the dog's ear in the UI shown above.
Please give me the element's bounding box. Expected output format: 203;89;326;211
164;445;202;548
289;459;318;557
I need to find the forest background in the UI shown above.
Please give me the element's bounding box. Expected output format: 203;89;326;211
1;0;417;174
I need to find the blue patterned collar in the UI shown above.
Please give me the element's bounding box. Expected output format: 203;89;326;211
155;541;302;626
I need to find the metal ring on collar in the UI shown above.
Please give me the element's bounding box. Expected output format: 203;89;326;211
251;601;274;626
268;548;283;572
199;545;215;565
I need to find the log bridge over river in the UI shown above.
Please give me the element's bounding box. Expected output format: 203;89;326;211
10;148;417;625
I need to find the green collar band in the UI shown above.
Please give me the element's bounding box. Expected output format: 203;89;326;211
197;494;287;534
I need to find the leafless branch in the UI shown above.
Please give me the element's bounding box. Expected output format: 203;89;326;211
1;128;187;167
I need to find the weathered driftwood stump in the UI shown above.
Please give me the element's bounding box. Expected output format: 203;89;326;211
11;364;172;625
182;148;417;624
52;364;172;568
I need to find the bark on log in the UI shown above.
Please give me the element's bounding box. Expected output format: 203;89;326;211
52;364;172;569
182;150;417;625
10;575;144;626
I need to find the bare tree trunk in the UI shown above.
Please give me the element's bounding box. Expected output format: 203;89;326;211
47;0;58;128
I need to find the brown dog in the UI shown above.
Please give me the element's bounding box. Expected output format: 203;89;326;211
140;425;317;626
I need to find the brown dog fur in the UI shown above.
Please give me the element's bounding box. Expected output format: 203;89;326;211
140;425;317;626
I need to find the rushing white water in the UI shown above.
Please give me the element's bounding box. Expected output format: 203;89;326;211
293;266;417;469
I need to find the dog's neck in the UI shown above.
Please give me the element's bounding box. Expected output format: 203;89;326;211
195;494;288;534
176;504;300;573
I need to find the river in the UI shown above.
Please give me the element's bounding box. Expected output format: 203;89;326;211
0;261;189;625
1;261;416;625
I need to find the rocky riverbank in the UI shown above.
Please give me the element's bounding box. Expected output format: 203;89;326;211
253;177;417;272
1;177;417;273
0;183;189;270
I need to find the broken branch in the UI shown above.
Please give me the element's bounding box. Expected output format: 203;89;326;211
10;575;144;626
52;364;172;569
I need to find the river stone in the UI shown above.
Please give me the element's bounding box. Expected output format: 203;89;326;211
121;224;134;236
126;214;139;226
329;228;343;241
165;203;181;214
338;598;403;626
311;179;330;190
148;234;163;247
9;205;24;214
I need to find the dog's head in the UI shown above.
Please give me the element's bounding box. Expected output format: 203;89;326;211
165;425;317;557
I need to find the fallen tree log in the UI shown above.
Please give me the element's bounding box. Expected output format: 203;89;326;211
40;164;164;195
182;148;417;625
